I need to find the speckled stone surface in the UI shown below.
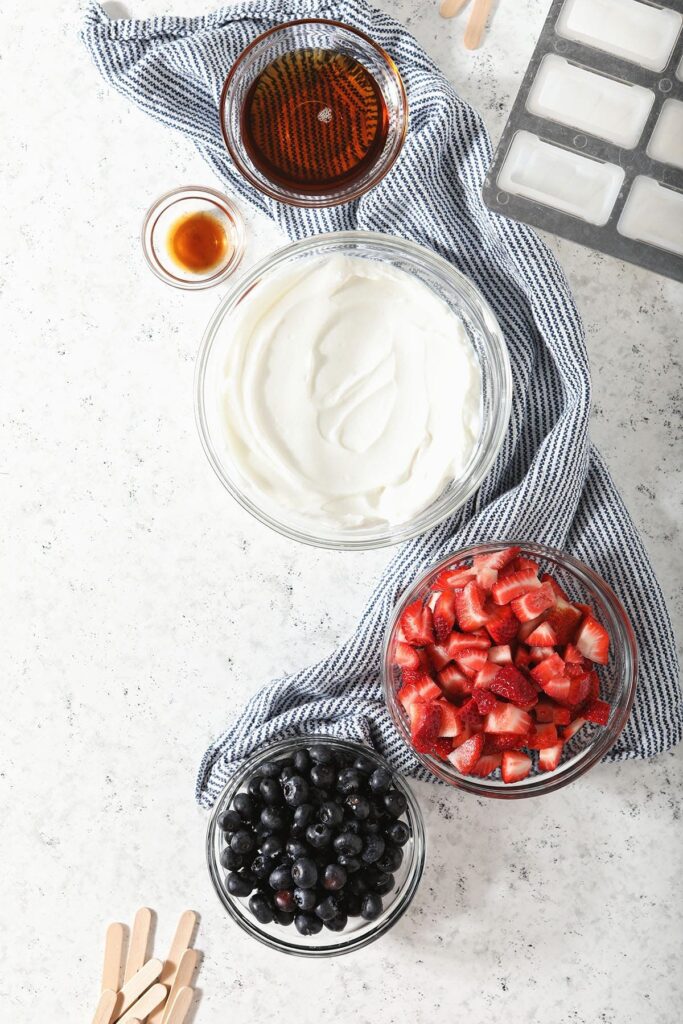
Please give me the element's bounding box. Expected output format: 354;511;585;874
1;0;682;1021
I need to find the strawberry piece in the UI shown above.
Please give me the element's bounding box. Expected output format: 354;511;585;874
438;700;465;737
455;581;489;631
488;665;538;707
530;653;566;685
408;700;443;753
398;682;420;712
527;723;559;749
491;569;541;606
470;753;503;777
474;661;501;691
538;742;564;771
514;646;532;670
428;643;452;671
455;697;485;729
431;737;454;760
437;664;472;700
448;733;485;774
472;689;497;715
583;698;611;726
526;620;558;646
485;703;533;735
488;644;512;665
511;582;555;622
575;615;610;665
413;673;442;702
393;641;421;671
588;670;600;700
485;603;519;644
528;645;556;663
433;565;476;590
513;556;541;574
400;600;435;646
545;597;583;645
535;700;571;726
433;590;457;644
447;631;491;659
483;731;527;753
455;647;489;679
476;565;499;592
563;642;584;664
517;613;547;641
541;572;570;602
501;750;532;783
473;546;521;572
567;671;592;707
540;676;574;705
562;717;586;741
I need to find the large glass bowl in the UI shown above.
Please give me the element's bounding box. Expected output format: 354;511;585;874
382;541;638;798
206;735;426;957
194;231;512;550
219;19;408;207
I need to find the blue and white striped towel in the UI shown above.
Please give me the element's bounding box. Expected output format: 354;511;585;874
82;0;682;807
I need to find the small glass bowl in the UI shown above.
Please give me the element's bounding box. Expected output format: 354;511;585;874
206;735;425;957
219;19;408;207
382;541;638;798
141;186;245;290
194;231;512;550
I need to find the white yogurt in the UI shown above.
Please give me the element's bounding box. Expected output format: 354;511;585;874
215;254;482;529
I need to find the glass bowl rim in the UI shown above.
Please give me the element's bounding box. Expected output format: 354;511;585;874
193;229;513;550
218;17;409;208
205;734;426;957
381;539;639;799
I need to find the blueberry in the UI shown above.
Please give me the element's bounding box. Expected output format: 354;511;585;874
309;744;336;765
310;764;335;789
344;894;362;917
336;769;362;795
369;768;392;795
261;835;285;860
383;790;407;818
283;775;310;808
279;765;297;783
306;823;332;849
292;803;314;832
385;820;410;846
362;834;385;864
315;895;342;921
322;864;347;891
219;847;243;870
233;793;259;822
347;873;369;895
362;820;381;834
249;854;271;880
273;908;295;927
293;749;311;774
291;856;318;889
286;838;309;860
325;913;348;932
318;801;344;827
274;889;295;913
295;913;323;936
226;872;254;897
342;819;363;836
333;832;363;857
217;809;243;833
268;865;293;891
308;786;327;806
336;854;361;874
249;893;274;924
258;778;282;806
260;806;288;832
345;794;371;820
377;844;403;873
260;761;282;778
361;893;383;921
353;754;376;775
246;776;263;799
372;872;395;896
230;829;256;855
293;887;317;910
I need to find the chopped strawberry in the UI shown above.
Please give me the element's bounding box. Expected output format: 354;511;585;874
432;589;457;644
447;631;491;659
501;750;532;783
470;753;503;777
526;620;558;646
535;700;571;726
513;556;541;574
455;581;489;631
514;646;532;670
400;600;435;646
438;700;465;737
517;613;547;641
397;682;420;712
488;644;512;665
488;665;538;707
451;725;473;748
485;603;519;644
511;582;555;622
437;663;472;700
428;642;452;671
393;641;422;671
562;717;586;741
408;701;442;753
447;733;485;774
528;645;556;662
455;697;485;729
575;615;610;665
413;673;442;702
540;572;570;602
472;688;497;715
583;698;610;726
433;565;475;590
491;568;541;606
473;546;521;572
485;703;533;735
476;565;499;591
563;642;584;664
545;597;583;645
538;742;563;771
588;670;600;699
455;647;489;679
540;676;574;705
473;661;501;690
567;671;592;707
430;737;454;760
527;723;559;749
483;731;527;753
530;652;566;685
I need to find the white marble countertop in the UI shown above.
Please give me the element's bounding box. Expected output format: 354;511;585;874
2;0;682;1021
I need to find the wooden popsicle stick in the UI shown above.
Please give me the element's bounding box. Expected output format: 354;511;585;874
117;983;167;1024
164;987;194;1024
102;923;126;993
92;988;117;1024
146;910;197;1024
124;907;153;983
464;0;493;49
114;958;163;1018
161;950;199;1024
440;0;471;17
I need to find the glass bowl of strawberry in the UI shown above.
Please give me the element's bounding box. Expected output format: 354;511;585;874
382;542;638;797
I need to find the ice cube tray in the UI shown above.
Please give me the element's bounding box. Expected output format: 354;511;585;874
483;0;683;282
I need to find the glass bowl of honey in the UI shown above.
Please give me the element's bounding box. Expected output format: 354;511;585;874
141;186;245;289
220;19;409;208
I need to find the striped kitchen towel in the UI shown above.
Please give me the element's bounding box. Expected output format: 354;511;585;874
82;0;682;807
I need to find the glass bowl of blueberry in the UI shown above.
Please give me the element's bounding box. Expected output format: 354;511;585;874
206;735;426;956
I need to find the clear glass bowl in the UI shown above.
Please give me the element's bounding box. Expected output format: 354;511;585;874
206;735;426;957
382;541;638;798
194;231;512;550
219;19;408;207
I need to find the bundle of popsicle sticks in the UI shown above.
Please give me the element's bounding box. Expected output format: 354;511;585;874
91;908;199;1024
440;0;494;50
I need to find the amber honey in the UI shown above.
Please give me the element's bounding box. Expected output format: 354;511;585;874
240;48;389;193
167;210;230;274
